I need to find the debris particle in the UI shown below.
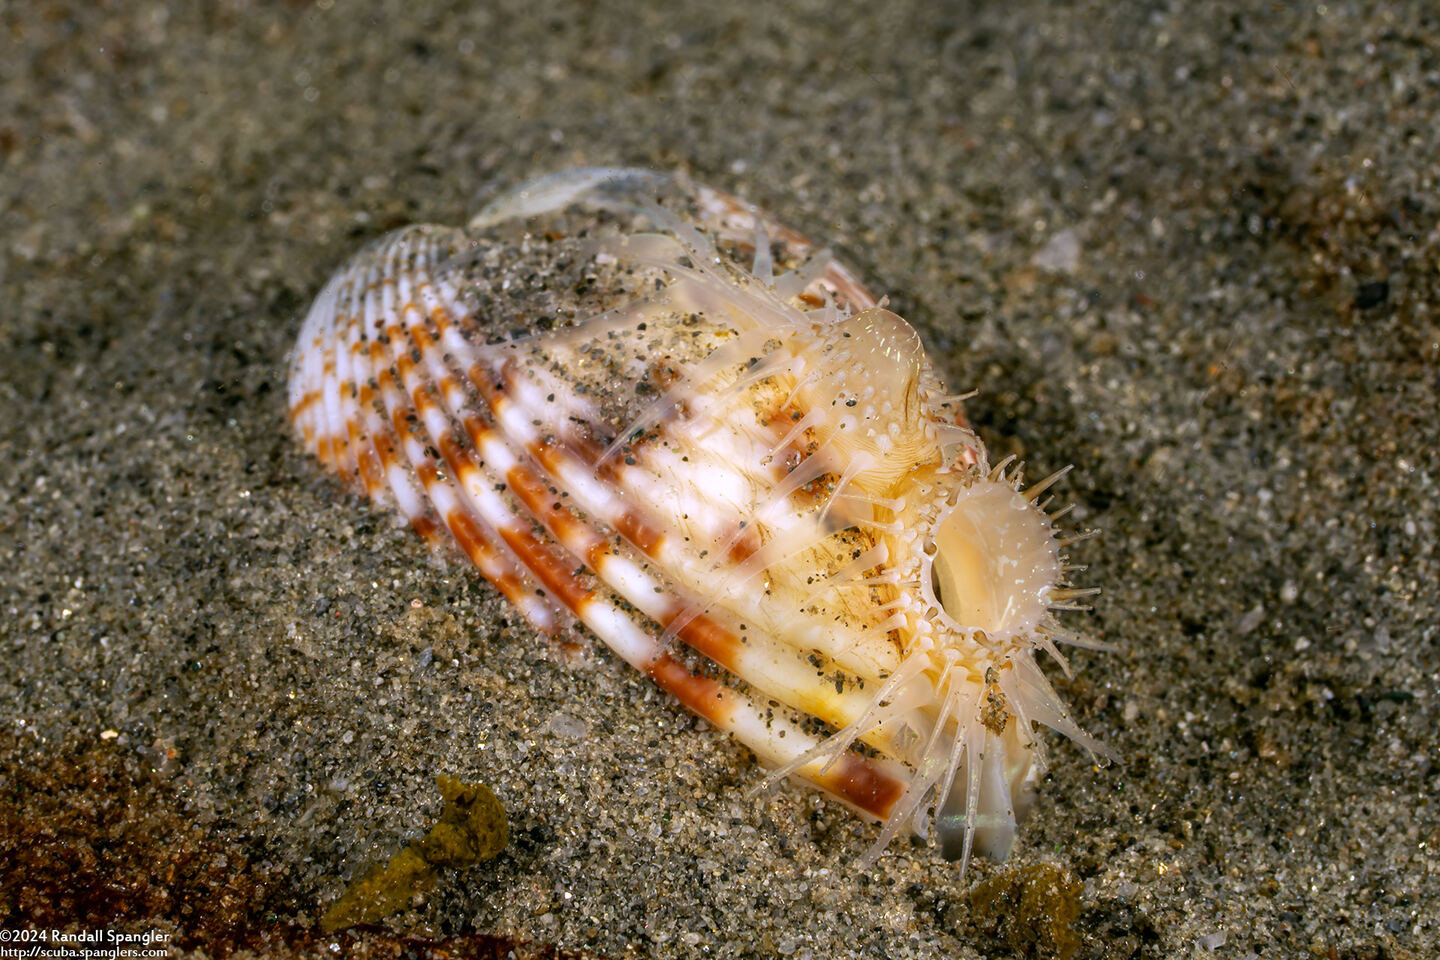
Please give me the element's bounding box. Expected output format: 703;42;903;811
320;776;509;933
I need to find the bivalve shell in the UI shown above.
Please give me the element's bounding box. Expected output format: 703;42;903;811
288;167;1112;868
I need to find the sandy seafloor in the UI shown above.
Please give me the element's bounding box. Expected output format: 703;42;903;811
2;1;1437;958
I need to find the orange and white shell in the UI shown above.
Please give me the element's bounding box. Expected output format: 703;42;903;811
287;168;1111;870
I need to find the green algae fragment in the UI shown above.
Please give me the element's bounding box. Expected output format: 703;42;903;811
968;862;1083;960
319;776;509;934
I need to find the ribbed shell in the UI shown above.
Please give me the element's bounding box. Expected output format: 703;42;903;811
288;168;1111;870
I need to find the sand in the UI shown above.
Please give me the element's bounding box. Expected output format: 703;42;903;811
2;1;1435;957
